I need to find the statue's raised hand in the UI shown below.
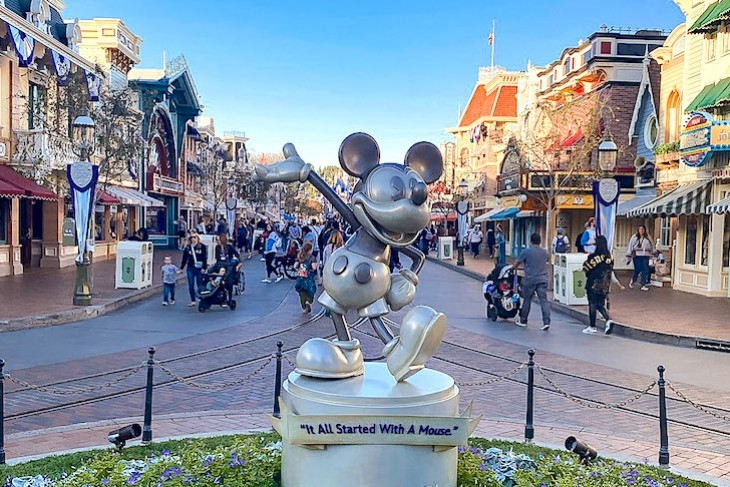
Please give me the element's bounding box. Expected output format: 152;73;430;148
254;143;312;183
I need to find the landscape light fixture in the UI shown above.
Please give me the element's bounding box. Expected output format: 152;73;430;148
565;436;598;464
107;423;142;451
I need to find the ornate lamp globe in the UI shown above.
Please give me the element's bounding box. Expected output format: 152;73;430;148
73;114;95;161
597;135;618;172
456;179;469;198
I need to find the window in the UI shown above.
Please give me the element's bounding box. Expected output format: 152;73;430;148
600;41;612;55
644;114;659;149
723;23;730;54
617;43;647;56
563;58;571;76
700;214;711;266
659;217;672;249
723;214;730;268
94;207;104;241
28;83;43;130
0;199;8;243
707;32;717;61
31;201;42;240
685;215;697;265
666;91;681;142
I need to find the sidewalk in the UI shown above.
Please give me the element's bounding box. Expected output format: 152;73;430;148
0;249;182;331
5;411;728;486
429;252;730;345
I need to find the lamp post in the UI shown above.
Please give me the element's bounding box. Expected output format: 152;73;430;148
69;113;96;306
455;179;470;266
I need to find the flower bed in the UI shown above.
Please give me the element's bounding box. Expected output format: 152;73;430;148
0;434;713;486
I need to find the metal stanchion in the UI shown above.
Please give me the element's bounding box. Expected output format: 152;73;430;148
142;347;156;444
525;349;535;443
658;365;670;467
0;359;5;465
273;341;283;419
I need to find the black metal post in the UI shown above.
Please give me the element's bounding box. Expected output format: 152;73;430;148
525;349;535;442
658;365;670;467
273;341;283;418
142;347;156;444
0;359;5;465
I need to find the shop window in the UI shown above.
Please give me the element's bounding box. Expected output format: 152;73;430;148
700;215;711;267
0;199;8;243
31;201;42;240
722;214;730;267
659;217;672;249
685;215;697;266
94;207;104;241
146;207;167;235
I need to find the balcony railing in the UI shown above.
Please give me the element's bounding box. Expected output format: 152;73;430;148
12;129;75;170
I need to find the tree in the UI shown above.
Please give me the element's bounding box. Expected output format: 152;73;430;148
198;142;230;217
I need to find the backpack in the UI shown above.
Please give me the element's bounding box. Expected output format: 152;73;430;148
555;236;568;254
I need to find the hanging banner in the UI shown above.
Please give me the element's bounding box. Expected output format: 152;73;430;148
67;162;99;262
7;24;36;67
84;70;103;102
226;196;237;239
455;201;470;247
51;50;73;86
592;179;620;251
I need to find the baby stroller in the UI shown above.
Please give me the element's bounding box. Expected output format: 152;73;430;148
197;258;240;312
482;263;522;322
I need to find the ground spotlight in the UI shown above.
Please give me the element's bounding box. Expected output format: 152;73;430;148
107;423;142;450
565;436;597;464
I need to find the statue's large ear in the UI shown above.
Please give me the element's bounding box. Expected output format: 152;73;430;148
338;133;380;178
404;141;443;184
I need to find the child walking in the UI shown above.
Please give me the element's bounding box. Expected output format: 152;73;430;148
161;256;182;306
294;241;317;313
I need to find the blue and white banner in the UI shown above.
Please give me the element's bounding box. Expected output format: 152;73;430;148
51;49;73;86
67;162;99;262
7;24;36;67
84;70;103;102
593;179;620;251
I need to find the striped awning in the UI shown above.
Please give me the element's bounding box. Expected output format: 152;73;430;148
626;180;713;217
473;206;504;223
707;196;730;214
488;207;520;221
105;186;165;208
617;194;657;216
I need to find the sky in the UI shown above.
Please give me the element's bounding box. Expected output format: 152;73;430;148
64;0;685;166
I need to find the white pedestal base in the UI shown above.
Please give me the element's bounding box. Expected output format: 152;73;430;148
279;363;461;487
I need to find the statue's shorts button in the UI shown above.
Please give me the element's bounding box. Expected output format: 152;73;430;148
333;255;348;275
354;263;373;284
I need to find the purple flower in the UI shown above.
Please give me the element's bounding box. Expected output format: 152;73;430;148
101;479;110;485
161;449;171;457
127;471;142;485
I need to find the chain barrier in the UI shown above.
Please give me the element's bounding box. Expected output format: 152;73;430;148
666;382;730;421
536;364;656;410
1;362;147;396
154;357;273;391
283;354;297;368
456;363;527;387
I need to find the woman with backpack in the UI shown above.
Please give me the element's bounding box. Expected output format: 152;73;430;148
626;225;655;291
294;241;318;313
582;235;625;335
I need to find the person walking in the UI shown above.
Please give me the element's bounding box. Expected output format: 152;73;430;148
295;241;318;313
551;227;570;254
486;227;495;258
263;228;284;283
582;235;625;335
580;217;597;254
176;218;188;250
514;233;551;331
236;219;250;258
495;224;506;265
195;218;206;235
626;225;655;291
468;224;483;258
180;234;208;307
160;256;182;306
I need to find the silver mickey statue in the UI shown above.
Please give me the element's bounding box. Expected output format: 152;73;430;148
255;133;446;382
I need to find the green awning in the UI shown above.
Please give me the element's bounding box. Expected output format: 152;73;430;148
688;0;730;34
685;77;730;112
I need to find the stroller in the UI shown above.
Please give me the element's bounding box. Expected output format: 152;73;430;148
197;258;240;312
482;263;522;322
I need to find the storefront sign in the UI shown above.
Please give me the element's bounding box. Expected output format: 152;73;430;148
712;168;730;180
680;112;712;167
710;121;730;149
152;173;184;195
556;194;593;209
62;218;76;247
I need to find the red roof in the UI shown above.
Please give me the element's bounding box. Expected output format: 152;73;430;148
459;85;518;127
562;128;584;147
0;179;24;198
96;189;121;205
0;165;58;200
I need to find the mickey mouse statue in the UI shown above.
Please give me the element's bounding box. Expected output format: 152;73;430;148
255;133;446;382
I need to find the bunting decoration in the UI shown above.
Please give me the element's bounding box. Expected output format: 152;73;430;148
592;179;620;251
84;70;103;101
67;162;99;263
51;50;73;86
7;24;36;67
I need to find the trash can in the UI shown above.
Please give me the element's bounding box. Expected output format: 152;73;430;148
116;241;154;289
438;236;453;260
199;234;217;266
559;253;588;305
553;254;567;303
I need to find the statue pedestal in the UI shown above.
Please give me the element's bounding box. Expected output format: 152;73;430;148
275;363;466;487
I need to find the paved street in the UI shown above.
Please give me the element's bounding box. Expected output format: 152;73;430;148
2;259;730;483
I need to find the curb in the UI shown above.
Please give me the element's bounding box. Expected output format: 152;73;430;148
0;276;186;333
427;256;712;350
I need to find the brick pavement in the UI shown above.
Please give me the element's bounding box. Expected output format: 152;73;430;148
433;252;730;343
0;249;182;327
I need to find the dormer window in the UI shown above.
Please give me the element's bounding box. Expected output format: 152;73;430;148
563;58;571;76
65;20;82;53
28;0;51;34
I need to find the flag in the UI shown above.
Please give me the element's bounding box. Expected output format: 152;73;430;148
487;32;494;46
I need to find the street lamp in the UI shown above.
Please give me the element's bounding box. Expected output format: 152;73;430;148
597;133;618;172
69;113;96;306
455;179;470;266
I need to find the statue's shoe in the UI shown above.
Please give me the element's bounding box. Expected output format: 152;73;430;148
295;338;364;379
384;306;447;382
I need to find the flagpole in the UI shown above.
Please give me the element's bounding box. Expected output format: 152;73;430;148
490;20;496;68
